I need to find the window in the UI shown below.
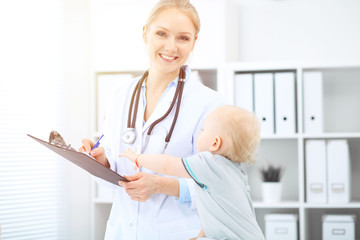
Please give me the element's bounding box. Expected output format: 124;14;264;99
0;1;67;239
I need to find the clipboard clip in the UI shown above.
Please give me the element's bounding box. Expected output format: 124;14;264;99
48;130;73;150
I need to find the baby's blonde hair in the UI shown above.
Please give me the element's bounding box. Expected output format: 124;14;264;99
145;0;201;37
216;105;261;163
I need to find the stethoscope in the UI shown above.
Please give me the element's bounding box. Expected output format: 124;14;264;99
121;65;187;153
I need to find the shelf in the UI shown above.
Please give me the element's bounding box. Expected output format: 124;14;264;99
254;202;360;209
253;201;300;209
302;132;360;139
232;63;360;240
304;202;360;209
94;198;113;204
261;134;299;140
228;61;360;72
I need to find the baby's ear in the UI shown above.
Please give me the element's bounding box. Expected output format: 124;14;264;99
209;136;222;152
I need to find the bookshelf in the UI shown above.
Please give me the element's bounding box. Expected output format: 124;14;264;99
226;61;360;240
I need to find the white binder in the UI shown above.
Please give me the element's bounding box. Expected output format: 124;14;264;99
234;73;253;112
305;140;327;203
327;140;351;203
303;72;323;133
254;73;274;136
274;72;296;135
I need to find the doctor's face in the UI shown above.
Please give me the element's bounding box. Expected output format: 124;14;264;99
144;8;197;75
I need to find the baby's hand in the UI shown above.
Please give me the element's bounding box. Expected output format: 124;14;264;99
119;148;139;170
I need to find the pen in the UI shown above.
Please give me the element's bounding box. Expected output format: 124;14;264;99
92;134;104;150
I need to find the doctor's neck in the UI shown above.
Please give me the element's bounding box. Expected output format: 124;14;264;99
146;69;180;91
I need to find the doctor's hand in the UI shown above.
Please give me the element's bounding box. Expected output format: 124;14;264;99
118;172;159;202
78;138;110;168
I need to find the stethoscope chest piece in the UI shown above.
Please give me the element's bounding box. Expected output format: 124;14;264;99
121;128;136;144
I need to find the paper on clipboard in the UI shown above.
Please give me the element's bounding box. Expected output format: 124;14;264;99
27;134;129;185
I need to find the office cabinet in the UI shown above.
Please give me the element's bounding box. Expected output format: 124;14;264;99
228;62;360;240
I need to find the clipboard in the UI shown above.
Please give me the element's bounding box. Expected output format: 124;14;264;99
27;134;129;185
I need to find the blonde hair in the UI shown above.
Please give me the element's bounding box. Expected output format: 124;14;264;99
145;0;201;37
216;106;261;163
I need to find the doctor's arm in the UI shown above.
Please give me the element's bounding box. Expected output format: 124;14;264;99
120;172;181;202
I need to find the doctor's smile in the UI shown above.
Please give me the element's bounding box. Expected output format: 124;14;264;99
159;54;178;62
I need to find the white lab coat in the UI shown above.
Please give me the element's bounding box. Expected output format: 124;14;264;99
100;67;226;240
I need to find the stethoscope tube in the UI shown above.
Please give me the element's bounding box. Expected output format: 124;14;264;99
122;65;187;153
128;71;148;129
165;76;184;142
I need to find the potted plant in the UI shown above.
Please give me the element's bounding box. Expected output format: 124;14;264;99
260;164;284;203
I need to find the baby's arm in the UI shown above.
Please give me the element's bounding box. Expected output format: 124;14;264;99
119;148;191;178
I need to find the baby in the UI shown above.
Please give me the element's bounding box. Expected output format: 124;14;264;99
120;105;265;240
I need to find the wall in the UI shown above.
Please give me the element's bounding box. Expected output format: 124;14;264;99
230;0;360;63
64;0;91;239
89;0;226;71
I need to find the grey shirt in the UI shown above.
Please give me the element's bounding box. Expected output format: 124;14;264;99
182;152;265;240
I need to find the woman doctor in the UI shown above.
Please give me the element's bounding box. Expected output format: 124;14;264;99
80;0;226;239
